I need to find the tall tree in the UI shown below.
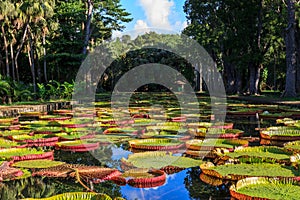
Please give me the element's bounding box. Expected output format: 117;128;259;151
283;0;298;97
0;0;16;77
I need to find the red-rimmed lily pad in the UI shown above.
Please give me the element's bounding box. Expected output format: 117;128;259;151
0;161;24;181
0;129;34;137
39;115;72;121
260;126;300;141
55;132;94;141
52;109;73;115
58;119;92;128
200;162;300;181
20;112;47;117
128;138;185;151
0;138;27;149
0;148;54;162
12;159;65;169
122;168;166;188
32;126;62;134
186;139;248;152
230;177;300;200
21;192;113;200
121;151;202;170
55;140;100;152
8;134;59;147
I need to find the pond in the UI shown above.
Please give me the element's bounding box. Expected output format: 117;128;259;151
0;92;299;200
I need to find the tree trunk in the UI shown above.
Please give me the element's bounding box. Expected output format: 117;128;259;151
199;62;203;92
43;33;48;82
283;0;297;97
296;24;300;93
10;43;15;81
28;37;37;95
224;61;237;94
82;0;93;55
15;24;29;81
249;63;261;95
35;48;41;83
1;26;10;77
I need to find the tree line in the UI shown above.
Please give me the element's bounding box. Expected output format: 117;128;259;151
0;0;299;104
184;0;300;97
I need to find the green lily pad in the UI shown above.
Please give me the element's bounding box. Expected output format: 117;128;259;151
230;177;300;200
13;159;65;169
21;192;112;200
221;146;293;163
122;151;202;169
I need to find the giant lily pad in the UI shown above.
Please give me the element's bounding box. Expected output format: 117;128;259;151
32;126;62;134
8;134;59;146
121;151;202;169
55;140;99;152
39;115;72;121
200;162;300;180
284;140;300;153
220;146;293;163
58;119;92;128
0;138;26;149
0;148;53;161
260;126;300;140
0;161;24;181
122;168;166;188
190;128;244;138
0;130;33;137
186;139;248;151
12;159;65;169
128;138;184;150
55;132;92;140
21;192;112;200
230;177;300;200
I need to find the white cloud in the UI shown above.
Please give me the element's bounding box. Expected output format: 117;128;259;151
139;0;174;29
173;20;188;32
134;19;149;30
112;30;122;39
132;19;151;38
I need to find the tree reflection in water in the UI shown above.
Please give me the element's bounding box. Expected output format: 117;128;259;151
184;167;230;199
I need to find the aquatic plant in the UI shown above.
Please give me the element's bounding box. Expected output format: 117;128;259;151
21;192;113;200
32;126;62;134
0;148;53;161
121;151;202;169
9;134;59;147
200;162;300;180
230;177;300;200
191;128;244;138
0;138;26;148
186;139;248;151
12;160;65;169
0;161;24;181
260;126;300;140
128;138;184;150
55;140;99;152
122;168;166;188
39;115;72;121
219;146;293;163
0;129;33;137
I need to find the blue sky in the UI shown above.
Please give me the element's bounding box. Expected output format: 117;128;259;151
114;0;187;38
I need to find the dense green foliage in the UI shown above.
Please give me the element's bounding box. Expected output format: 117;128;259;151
0;0;131;103
184;0;300;96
